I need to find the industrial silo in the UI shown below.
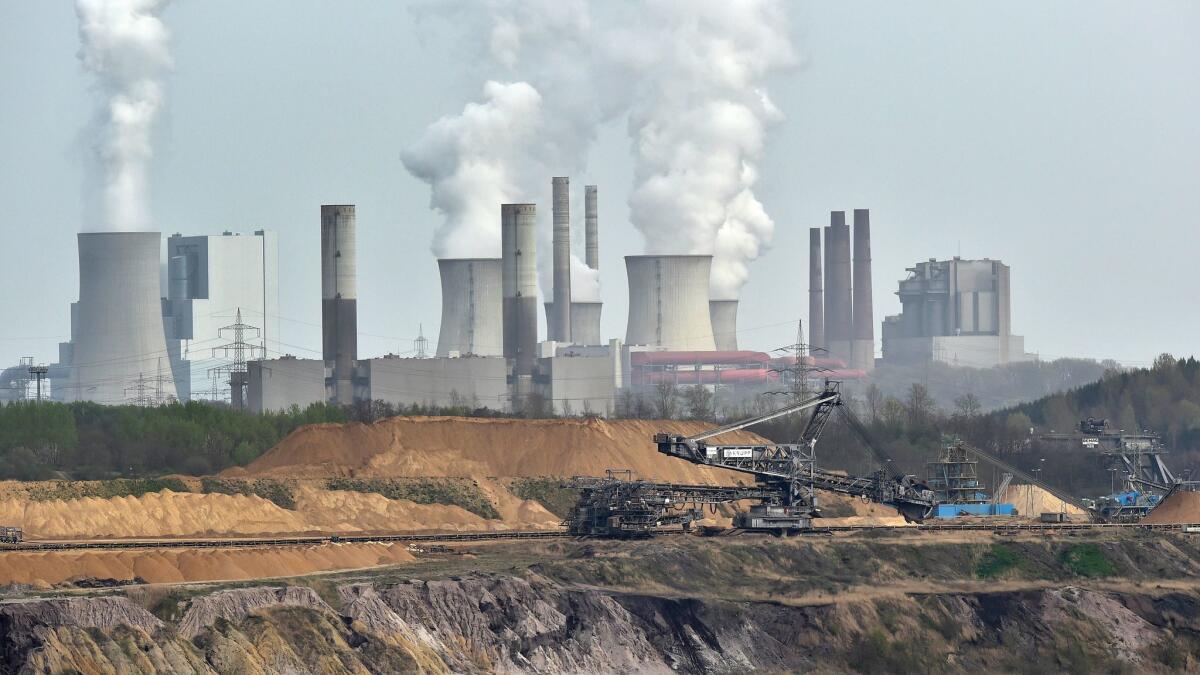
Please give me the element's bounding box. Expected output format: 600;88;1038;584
709;300;739;351
624;255;716;351
69;232;178;404
436;258;503;357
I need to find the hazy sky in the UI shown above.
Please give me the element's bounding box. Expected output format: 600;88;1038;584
1;1;1197;375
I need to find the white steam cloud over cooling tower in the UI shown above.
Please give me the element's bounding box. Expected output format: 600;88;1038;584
75;0;173;232
436;258;503;357
625;255;716;351
69;232;177;404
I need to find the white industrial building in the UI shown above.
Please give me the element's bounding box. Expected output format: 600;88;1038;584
164;230;280;400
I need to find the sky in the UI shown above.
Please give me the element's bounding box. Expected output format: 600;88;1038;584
0;0;1197;374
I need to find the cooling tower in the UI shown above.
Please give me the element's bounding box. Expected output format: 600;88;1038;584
709;300;739;351
851;208;876;372
321;205;357;405
625;255;716;351
436;258;503;357
808;227;824;351
545;301;603;346
501;204;538;383
550;177;572;342
823;211;853;364
585;185;599;270
69;232;178;404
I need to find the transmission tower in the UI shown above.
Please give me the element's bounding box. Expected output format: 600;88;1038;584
125;372;157;406
28;364;48;402
209;308;262;407
769;320;829;403
414;324;429;359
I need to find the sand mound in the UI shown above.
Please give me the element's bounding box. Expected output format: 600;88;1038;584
1142;490;1200;524
0;543;414;587
239;416;760;482
0;486;560;540
1001;484;1086;517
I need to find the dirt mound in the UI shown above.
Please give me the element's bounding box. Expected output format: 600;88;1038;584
238;416;763;482
1142;490;1200;524
0;486;559;540
1001;484;1086;517
0;543;415;587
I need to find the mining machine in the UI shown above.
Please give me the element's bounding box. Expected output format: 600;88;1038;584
654;383;937;532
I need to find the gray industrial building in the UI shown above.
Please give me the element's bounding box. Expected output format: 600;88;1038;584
164;229;280;401
881;257;1033;368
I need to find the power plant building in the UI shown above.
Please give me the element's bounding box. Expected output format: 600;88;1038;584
164;230;280;400
881;257;1033;368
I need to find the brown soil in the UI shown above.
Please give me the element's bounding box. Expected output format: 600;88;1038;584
0;542;415;587
0;485;559;540
231;416;760;482
1142;490;1200;524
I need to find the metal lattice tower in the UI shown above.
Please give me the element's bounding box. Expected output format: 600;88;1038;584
414;324;428;359
208;308;263;405
28;364;48;402
125;372;156;406
770;320;828;403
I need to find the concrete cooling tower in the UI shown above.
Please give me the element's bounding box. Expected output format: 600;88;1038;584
544;301;603;346
436;258;503;357
69;232;178;404
709;300;739;351
625;255;716;351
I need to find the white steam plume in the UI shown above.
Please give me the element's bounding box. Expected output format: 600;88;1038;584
75;0;173;232
624;0;794;300
405;1;793;301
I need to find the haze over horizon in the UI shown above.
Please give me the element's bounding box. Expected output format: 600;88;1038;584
1;0;1196;374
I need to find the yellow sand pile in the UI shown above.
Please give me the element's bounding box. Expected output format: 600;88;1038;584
1142;490;1200;524
232;416;758;483
1001;484;1086;517
0;486;559;540
0;542;414;587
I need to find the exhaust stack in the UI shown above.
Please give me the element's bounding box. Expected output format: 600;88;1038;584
502;204;538;399
851;209;875;371
550;177;572;342
321;205;357;405
585;185;599;270
823;211;853;364
808;227;824;351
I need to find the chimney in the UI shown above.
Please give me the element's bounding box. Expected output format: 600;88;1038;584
585;185;599;270
502;204;538;400
808;227;824;351
851;208;875;371
321;205;357;405
551;177;572;342
823;211;853;364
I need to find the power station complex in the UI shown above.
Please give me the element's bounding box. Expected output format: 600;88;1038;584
35;180;1032;411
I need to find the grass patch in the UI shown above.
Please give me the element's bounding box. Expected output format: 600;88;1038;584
1059;544;1115;578
976;544;1023;579
325;478;500;520
24;478;189;501
200;478;296;510
509;478;579;518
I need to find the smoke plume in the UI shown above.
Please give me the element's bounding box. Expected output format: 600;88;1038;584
405;1;793;300
75;0;173;232
624;1;794;299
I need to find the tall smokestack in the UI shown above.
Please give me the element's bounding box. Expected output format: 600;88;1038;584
502;204;538;400
852;208;875;371
321;205;357;405
808;227;824;351
69;232;178;404
823;211;853;364
585;185;599;270
551;177;572;342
